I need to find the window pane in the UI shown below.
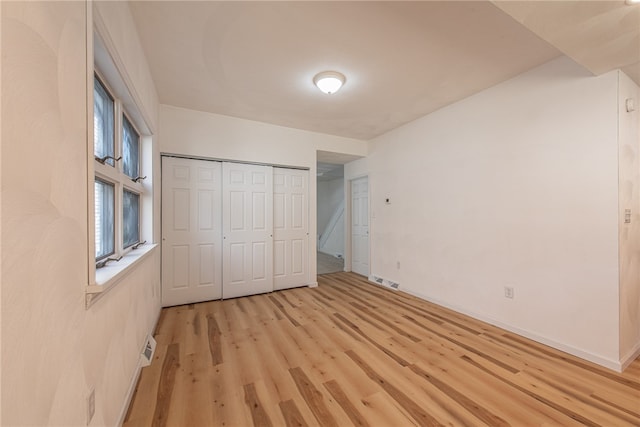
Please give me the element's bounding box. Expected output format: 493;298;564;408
123;190;140;248
95;179;115;260
94;77;115;166
122;116;139;178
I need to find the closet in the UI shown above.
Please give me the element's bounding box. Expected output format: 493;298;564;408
161;156;309;307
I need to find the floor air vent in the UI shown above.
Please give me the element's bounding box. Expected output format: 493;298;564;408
141;335;157;367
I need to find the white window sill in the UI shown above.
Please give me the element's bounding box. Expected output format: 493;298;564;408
86;243;158;308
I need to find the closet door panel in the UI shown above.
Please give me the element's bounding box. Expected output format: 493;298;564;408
222;163;273;298
162;157;222;307
273;168;309;290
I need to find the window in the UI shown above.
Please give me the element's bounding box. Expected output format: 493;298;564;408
92;73;147;270
123;189;140;248
122;115;139;179
95;179;115;260
94;77;115;166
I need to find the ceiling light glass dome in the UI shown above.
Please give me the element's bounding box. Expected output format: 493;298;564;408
313;71;346;94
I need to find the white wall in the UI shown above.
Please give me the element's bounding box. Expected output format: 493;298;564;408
350;56;622;369
159;105;368;281
1;2;161;425
618;71;640;366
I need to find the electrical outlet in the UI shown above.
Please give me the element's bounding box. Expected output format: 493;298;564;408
504;287;514;299
87;388;95;425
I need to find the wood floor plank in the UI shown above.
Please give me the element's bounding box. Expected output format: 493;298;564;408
345;349;445;427
125;272;640;427
244;382;274;427
408;363;510;426
289;367;338;427
461;354;601;427
151;343;180;427
268;294;301;327
279;399;309;427
206;313;223;365
323;379;370;427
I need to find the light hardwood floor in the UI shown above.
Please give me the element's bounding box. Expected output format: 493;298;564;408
124;272;640;427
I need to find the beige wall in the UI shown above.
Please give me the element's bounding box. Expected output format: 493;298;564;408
618;71;640;367
1;1;161;425
351;56;624;369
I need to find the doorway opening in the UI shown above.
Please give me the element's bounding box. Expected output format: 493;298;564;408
317;162;345;274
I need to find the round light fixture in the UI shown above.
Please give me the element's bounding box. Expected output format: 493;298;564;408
313;71;346;94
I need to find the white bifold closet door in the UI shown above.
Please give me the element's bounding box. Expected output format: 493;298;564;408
273;168;309;291
162;157;309;306
222;162;274;299
161;157;223;307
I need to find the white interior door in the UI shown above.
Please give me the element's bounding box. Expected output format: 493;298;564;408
223;163;273;298
351;176;369;277
161;157;222;307
273;168;309;290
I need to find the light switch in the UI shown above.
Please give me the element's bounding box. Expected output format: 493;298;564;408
626;98;635;112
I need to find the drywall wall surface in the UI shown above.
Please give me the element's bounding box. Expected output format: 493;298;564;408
366;56;621;366
1;2;161;426
160;105;367;167
160;105;368;281
94;1;159;132
618;70;640;365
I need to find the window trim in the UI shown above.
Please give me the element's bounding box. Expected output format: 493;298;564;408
87;30;155;308
92;72;146;260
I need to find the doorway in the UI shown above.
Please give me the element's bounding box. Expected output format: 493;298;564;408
316;162;345;274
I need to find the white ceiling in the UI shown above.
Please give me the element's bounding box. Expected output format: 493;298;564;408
129;1;639;141
494;1;640;84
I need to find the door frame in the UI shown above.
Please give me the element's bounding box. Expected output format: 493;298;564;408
346;174;370;276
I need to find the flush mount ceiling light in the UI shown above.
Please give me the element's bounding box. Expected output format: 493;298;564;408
313;71;346;94
626;0;640;4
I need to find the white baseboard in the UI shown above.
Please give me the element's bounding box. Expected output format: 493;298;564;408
401;288;624;373
308;281;318;288
117;306;163;427
621;341;640;371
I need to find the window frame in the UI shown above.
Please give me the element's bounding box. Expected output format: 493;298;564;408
89;68;150;294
